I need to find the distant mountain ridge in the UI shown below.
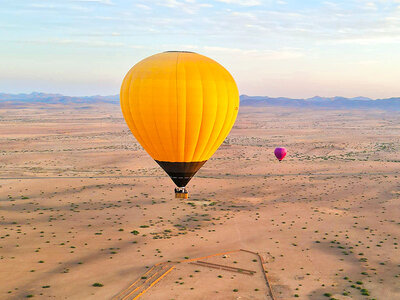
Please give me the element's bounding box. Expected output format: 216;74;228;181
0;92;119;104
0;92;399;110
240;95;400;110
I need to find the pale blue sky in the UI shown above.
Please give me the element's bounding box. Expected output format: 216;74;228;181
1;0;400;98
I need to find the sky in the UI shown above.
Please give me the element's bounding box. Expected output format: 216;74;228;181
1;0;400;98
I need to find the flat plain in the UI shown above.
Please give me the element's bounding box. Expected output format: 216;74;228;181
0;103;399;299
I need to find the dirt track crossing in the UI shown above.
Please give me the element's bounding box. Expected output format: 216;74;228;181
112;249;276;300
112;262;175;300
190;260;256;275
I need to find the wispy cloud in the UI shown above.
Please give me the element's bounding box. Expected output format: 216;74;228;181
155;0;213;14
201;46;304;60
28;2;90;11
135;3;152;10
72;0;115;5
16;38;126;48
213;0;262;6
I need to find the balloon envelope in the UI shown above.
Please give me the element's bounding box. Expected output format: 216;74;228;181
274;147;287;161
120;51;239;187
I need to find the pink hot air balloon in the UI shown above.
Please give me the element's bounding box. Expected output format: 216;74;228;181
274;147;287;161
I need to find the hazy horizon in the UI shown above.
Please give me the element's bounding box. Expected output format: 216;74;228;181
1;91;400;100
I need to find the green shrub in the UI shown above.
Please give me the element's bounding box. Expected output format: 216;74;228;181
92;283;103;287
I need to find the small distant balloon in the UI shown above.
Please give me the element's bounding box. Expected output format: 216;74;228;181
274;147;287;161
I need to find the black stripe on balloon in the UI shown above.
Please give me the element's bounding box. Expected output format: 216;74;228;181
155;160;207;187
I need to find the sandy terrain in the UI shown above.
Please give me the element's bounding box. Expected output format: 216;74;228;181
0;103;399;299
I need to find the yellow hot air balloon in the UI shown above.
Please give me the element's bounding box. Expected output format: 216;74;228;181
120;51;239;198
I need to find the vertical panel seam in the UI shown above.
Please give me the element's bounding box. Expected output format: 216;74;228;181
183;53;187;162
189;58;205;162
203;72;234;159
124;70;152;155
207;72;236;156
150;62;168;158
196;63;219;161
136;71;161;159
175;52;179;161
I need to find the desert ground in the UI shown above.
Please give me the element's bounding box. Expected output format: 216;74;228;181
0;103;399;299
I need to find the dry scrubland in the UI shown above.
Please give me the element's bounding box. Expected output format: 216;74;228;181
0;103;399;300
